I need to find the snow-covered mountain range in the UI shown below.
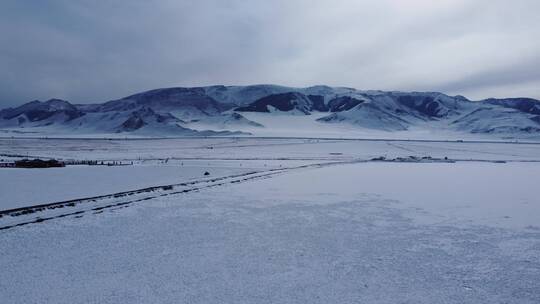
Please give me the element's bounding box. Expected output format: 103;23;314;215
1;85;540;139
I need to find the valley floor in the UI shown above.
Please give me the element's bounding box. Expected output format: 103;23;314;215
0;137;539;303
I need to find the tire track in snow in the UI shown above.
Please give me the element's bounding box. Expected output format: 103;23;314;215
0;160;357;230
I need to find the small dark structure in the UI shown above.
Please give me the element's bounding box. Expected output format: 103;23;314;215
15;159;65;168
204;171;210;176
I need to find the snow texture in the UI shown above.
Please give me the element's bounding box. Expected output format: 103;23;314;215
0;159;539;303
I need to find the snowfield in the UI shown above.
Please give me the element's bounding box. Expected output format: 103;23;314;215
2;137;540;162
0;137;539;303
0;162;258;210
2;137;540;211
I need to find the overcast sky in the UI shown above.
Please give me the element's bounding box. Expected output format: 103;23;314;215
1;0;539;106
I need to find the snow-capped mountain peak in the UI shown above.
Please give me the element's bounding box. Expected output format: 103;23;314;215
1;85;539;139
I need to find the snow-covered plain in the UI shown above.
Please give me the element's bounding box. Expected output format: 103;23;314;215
0;137;539;303
2;137;540;161
0;161;276;210
2;137;539;211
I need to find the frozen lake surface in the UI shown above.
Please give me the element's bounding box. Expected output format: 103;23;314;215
0;138;539;303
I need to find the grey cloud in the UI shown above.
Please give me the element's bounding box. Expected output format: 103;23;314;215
1;0;539;107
